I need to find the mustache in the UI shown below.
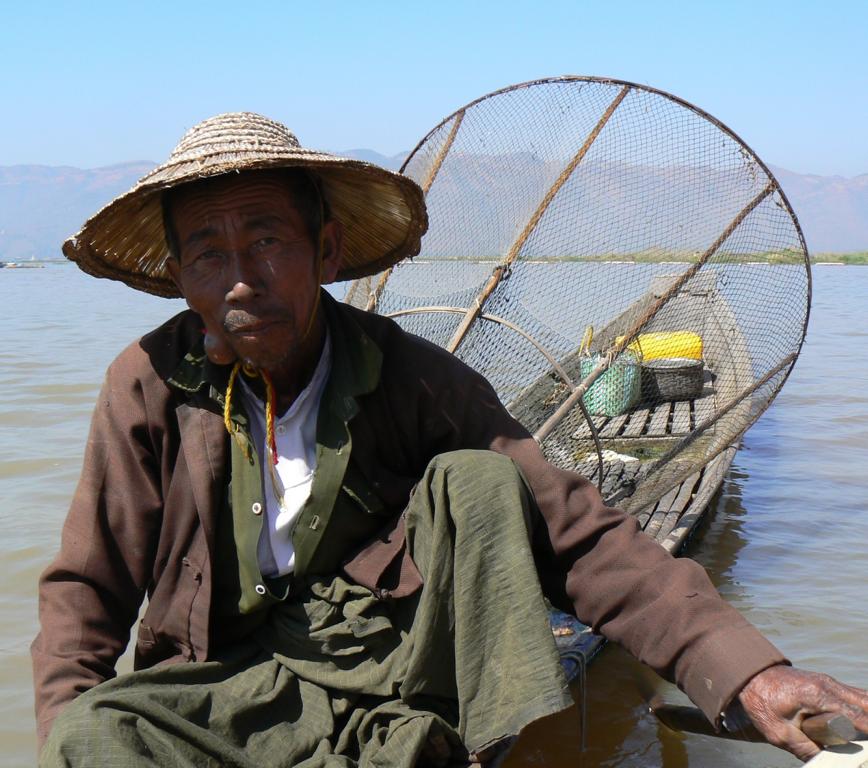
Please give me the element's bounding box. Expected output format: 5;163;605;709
223;309;285;333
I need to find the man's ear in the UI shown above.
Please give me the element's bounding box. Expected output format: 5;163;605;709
319;219;344;284
165;257;186;299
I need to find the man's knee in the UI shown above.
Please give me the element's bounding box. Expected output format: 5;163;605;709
425;449;517;483
422;450;534;527
41;691;106;764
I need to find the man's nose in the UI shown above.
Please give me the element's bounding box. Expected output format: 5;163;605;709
225;280;256;303
224;253;261;303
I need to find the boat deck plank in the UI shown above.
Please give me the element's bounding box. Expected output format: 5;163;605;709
693;391;716;428
643;484;680;538
657;472;701;539
621;408;649;437
573;415;607;440
646;402;672;437
599;413;629;438
672;401;691;434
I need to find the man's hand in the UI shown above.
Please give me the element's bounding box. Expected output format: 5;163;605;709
734;665;868;761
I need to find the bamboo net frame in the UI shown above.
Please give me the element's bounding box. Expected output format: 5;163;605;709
346;76;811;514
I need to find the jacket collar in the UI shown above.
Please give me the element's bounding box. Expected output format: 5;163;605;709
320;291;382;412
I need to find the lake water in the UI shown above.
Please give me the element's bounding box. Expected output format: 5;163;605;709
1;264;865;766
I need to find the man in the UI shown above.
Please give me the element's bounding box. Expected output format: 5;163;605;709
34;112;868;765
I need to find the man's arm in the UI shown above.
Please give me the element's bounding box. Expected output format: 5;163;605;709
31;357;163;745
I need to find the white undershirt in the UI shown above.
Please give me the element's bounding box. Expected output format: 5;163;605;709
240;332;332;577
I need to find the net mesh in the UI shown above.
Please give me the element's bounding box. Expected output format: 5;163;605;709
346;77;810;517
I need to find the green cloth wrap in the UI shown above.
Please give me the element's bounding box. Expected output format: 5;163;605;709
42;451;574;767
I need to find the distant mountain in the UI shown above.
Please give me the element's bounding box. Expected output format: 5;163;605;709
0;156;865;261
339;149;406;171
0;162;154;261
768;166;868;253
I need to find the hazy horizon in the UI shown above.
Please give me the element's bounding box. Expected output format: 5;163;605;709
2;155;867;181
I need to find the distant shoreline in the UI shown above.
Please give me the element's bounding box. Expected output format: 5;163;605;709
4;253;868;268
810;252;868;265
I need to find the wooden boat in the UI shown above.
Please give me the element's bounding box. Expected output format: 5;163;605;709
506;269;755;678
349;265;757;680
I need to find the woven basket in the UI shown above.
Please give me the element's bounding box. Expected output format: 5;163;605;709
580;351;641;417
641;357;705;401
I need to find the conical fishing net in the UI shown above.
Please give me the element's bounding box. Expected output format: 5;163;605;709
345;76;810;530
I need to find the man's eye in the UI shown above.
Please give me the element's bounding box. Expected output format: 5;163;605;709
252;237;279;252
182;250;222;271
183;249;223;267
196;250;222;262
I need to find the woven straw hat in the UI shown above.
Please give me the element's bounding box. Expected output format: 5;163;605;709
62;112;428;297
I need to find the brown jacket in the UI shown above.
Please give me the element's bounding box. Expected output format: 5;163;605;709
32;298;786;745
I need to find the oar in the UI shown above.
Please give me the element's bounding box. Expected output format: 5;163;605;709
649;696;865;747
805;740;868;768
634;664;865;749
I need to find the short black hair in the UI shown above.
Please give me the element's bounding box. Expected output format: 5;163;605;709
161;168;331;261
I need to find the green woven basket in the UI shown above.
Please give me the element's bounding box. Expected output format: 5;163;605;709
580;351;641;417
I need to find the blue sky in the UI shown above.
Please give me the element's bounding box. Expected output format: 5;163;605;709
2;0;866;176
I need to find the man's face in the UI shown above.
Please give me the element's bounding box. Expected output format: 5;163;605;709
166;171;342;375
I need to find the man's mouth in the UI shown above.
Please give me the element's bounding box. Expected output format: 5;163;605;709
229;322;275;335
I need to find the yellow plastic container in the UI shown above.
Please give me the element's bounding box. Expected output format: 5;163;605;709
615;331;703;362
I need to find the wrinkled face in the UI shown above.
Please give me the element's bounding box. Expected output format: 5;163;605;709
165;171;342;375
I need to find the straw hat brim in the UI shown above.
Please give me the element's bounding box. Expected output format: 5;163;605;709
62;152;427;298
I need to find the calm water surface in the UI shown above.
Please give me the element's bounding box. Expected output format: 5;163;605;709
1;265;865;766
